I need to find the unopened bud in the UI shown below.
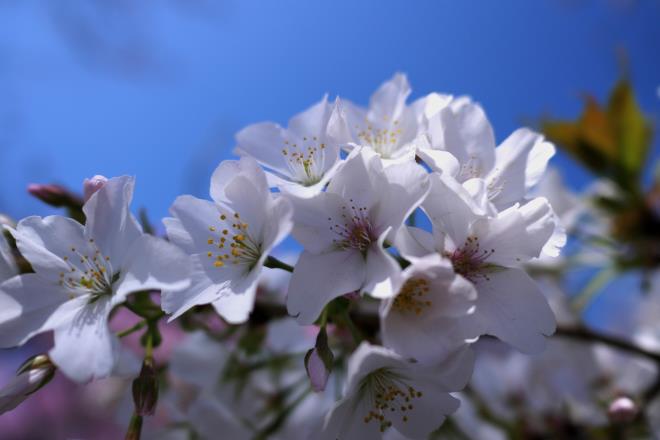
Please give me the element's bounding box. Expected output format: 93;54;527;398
27;183;83;208
305;348;330;392
607;396;637;423
83;175;108;202
131;359;159;416
1;355;55;414
304;327;333;392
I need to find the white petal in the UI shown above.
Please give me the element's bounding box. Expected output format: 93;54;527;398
368;73;411;122
234;122;290;176
390;377;458;439
319;397;381;440
222;175;268;236
423;173;484;248
287;250;365;324
162;217;195;254
211;281;257;324
11;215;88;281
363;234;401;299
115;234;191;302
162;258;229;320
82;176;142;264
288;191;350;254
0;274;71;347
519;197;558;257
260;196;294;257
210;156;268;205
487;128;555;209
471;269;556;354
425;96;496;177
373;161;430;234
327;148;382;211
168;195;223;250
393;226;436;259
49;296;118;382
472;206;541;267
416;148;460;176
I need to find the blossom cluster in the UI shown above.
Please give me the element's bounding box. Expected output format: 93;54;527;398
0;74;563;439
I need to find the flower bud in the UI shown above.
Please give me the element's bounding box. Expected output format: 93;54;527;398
304;327;333;392
1;355;55;415
83;175;108;202
607;396;637;423
131;359;159;416
27;183;83;208
305;348;330;392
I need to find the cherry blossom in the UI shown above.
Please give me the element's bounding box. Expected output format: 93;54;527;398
0;176;191;382
163;156;293;323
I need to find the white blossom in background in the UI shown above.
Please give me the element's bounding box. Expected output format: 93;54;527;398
286;148;430;324
380;253;477;364
163;157;293;323
319;342;474;439
343;73;425;162
397;172;559;353
234;96;349;197
0;176;191;382
417;93;556;210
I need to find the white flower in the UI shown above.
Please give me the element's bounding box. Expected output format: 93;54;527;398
319;342;474;439
0;176;191;382
286;148;430;324
0;232;17;282
397;173;558;354
163;157;293;323
343;74;425;162
234;96;349;197
417;94;555;210
380;254;477;364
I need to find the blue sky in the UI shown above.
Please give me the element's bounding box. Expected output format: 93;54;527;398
0;0;658;223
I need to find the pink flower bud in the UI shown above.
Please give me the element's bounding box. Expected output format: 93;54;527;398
27;183;81;208
83;175;108;202
607;396;637;423
306;348;330;392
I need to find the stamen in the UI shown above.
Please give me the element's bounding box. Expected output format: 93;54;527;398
360;368;423;432
392;278;432;315
446;236;495;282
328;201;376;252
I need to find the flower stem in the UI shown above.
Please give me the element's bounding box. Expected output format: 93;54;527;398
264;256;294;272
117;320;148;338
555;327;660;363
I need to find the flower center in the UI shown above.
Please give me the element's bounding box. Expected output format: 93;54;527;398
281;137;327;186
356;118;401;159
206;212;261;271
58;238;117;300
392;278;432;315
458;155;484;180
328;202;376;252
445;236;495;282
359;368;423;433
